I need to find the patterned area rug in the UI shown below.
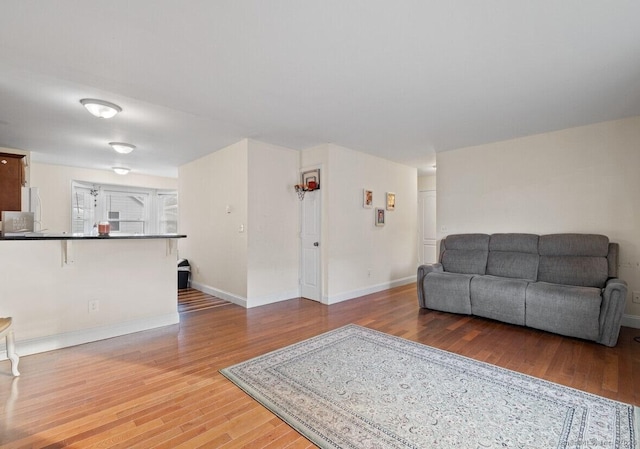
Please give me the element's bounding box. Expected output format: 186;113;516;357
220;325;639;449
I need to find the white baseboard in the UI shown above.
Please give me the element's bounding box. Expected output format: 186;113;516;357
621;314;640;329
249;289;301;308
193;275;416;307
323;275;417;305
190;281;247;308
1;313;180;359
189;281;299;308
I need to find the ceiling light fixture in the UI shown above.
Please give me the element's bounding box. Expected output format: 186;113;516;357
80;99;122;119
112;167;130;175
109;142;136;154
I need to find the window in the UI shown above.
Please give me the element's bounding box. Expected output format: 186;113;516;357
71;181;177;235
158;192;178;234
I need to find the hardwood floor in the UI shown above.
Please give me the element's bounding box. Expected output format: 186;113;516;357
1;284;639;448
178;288;233;314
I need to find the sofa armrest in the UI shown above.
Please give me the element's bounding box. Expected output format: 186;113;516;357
417;263;444;308
597;278;628;347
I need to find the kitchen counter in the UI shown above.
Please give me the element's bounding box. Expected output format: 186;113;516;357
0;234;186;359
1;233;186;240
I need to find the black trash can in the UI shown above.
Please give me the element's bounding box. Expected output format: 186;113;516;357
177;258;190;289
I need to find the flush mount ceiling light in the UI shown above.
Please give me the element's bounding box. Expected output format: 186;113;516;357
112;167;130;175
109;142;136;154
80;99;122;119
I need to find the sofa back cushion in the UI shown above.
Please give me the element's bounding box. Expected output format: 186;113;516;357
441;234;490;275
538;234;609;288
487;234;539;281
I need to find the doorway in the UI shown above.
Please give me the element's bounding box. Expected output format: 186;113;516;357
418;190;437;265
299;188;321;302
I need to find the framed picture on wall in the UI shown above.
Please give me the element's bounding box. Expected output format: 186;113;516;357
386;192;395;211
375;208;385;226
363;189;373;208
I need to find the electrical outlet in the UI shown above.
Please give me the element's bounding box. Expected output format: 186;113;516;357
88;299;100;313
633;292;640;304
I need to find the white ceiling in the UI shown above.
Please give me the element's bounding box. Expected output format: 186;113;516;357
1;1;639;178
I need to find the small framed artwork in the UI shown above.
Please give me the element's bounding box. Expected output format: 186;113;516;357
301;169;320;190
386;192;396;211
375;208;385;226
363;189;373;208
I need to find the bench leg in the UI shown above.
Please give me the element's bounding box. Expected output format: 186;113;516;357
6;330;20;376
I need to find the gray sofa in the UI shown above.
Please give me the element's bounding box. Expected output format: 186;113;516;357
417;233;628;346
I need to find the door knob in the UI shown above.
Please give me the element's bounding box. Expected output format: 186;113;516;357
313;242;319;247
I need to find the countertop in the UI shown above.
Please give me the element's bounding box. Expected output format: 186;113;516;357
0;233;187;241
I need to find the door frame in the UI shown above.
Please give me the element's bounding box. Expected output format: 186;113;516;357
418;189;437;266
298;165;323;302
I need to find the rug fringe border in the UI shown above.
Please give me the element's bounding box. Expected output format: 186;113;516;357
635;406;640;449
219;367;335;448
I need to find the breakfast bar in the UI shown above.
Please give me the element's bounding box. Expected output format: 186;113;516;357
0;233;186;358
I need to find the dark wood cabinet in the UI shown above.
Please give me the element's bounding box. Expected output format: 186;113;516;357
0;152;25;212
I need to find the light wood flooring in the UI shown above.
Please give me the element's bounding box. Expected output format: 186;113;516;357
1;284;639;448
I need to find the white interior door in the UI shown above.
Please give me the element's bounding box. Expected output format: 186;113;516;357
418;190;437;265
300;189;321;301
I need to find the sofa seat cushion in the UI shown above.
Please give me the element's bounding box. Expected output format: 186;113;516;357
423;272;473;314
470;275;528;326
525;282;601;341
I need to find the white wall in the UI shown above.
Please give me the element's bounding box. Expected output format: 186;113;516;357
302;144;418;304
181;139;417;307
178;139;300;307
246;140;300;307
418;175;436;191
178;140;249;301
30;162;177;232
437;116;640;323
